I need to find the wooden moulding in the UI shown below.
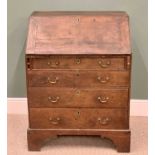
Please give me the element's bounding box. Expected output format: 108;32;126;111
27;129;130;152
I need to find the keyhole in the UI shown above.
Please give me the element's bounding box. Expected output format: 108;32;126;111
75;111;80;120
76;90;80;95
76;70;80;76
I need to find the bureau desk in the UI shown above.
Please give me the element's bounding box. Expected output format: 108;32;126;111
25;11;132;152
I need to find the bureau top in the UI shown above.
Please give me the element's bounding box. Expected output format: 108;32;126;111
26;11;131;55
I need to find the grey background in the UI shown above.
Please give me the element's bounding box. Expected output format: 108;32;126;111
8;0;148;99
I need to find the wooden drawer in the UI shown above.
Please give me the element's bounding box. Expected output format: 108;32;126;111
27;70;129;87
28;88;129;108
28;56;126;70
76;70;129;88
27;70;75;87
29;108;129;129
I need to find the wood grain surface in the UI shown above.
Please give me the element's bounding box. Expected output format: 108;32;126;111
26;11;131;55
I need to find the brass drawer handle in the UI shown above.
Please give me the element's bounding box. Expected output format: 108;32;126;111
97;96;109;103
98;60;111;68
47;60;59;68
47;77;59;84
97;76;109;83
48;96;60;103
49;117;60;125
97;117;110;125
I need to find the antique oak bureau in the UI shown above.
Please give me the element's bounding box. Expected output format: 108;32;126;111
25;11;132;152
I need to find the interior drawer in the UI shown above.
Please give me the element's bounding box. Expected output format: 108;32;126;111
27;55;127;70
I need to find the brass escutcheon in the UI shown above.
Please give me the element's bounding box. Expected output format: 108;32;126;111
75;58;81;64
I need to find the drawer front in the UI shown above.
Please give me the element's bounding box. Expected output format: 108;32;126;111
76;70;129;87
30;56;126;70
28;88;129;108
27;70;75;87
29;108;128;129
27;70;129;87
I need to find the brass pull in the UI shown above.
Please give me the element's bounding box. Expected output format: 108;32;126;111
97;96;109;103
97;117;110;125
98;60;111;68
75;58;81;64
47;77;59;84
47;60;59;68
97;76;109;83
49;117;60;125
48;96;60;103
